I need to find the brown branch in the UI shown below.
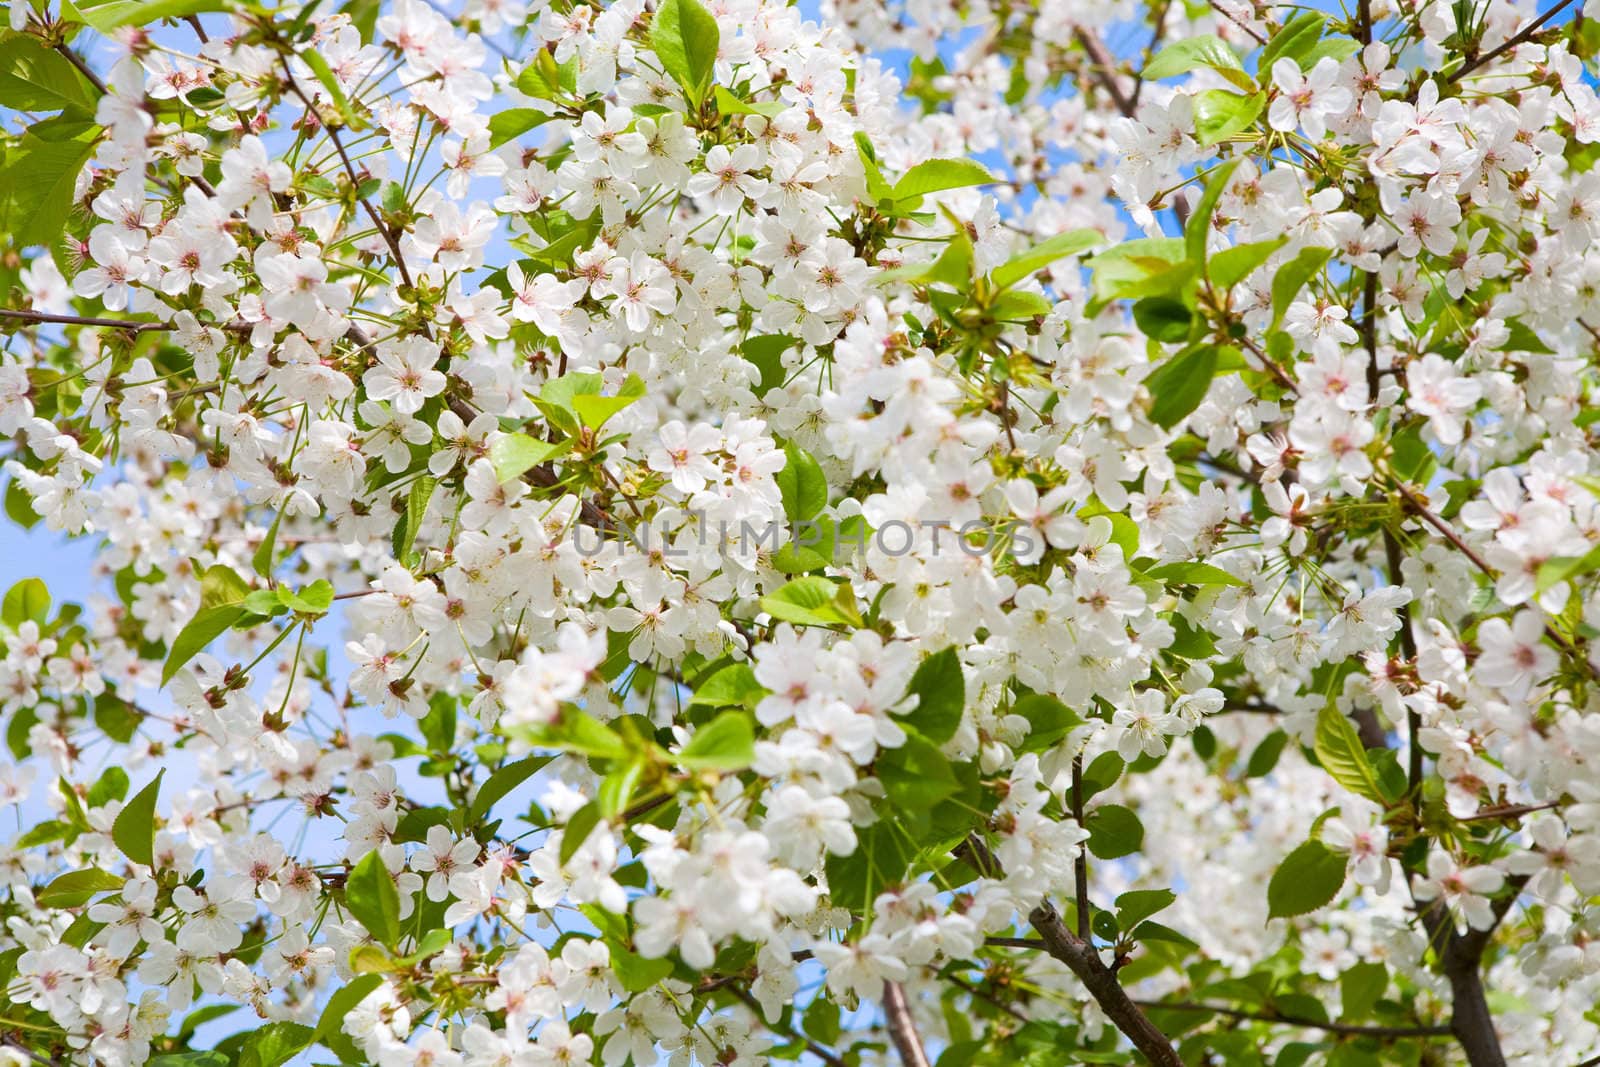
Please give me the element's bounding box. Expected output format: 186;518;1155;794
0;309;167;332
1074;27;1136;117
278;58;416;292
1135;1000;1449;1038
1450;0;1576;82
1071;755;1091;938
1130;0;1174;110
52;43;108;95
1412;874;1530;1067
1208;0;1266;44
1029;900;1181;1065
726;984;844;1067
883;982;931;1067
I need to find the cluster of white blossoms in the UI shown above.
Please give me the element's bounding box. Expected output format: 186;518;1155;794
2;0;1600;1062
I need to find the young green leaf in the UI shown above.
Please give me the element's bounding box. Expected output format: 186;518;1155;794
1085;803;1144;858
1269;246;1333;332
677;710;756;770
36;867;125;908
896;647;965;744
490;433;568;484
891;158;998;202
1313;705;1385;803
345;850;402;948
1144;35;1252;90
1144;345;1219;429
651;0;720;103
2;577;49;628
1267;839;1348;919
776;442;828;522
1186;158;1240;263
112;769;164;868
991;229;1102;290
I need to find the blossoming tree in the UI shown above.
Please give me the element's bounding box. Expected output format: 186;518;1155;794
1;0;1598;1062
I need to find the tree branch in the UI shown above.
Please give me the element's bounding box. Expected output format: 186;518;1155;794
1449;0;1575;82
1029;900;1181;1066
1412;874;1530;1067
883;982;932;1067
1074;27;1137;117
1135;1000;1450;1038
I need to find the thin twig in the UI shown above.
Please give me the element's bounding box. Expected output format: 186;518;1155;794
1450;0;1576;82
1134;1000;1449;1038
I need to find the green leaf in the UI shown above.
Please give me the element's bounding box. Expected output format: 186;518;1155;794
312;974;383;1062
516;49;576;101
278;579;334;615
86;766;129;808
393;476;435;565
511;708;631;760
991;229;1103;290
112;769;163;868
490;432;567;484
1208;237;1286;289
877;732;959;810
825;821;913;910
489;107;554;147
712;85;784;117
1085;803;1144;859
689;663;766;709
1535;542;1600;594
253;508;282;579
0;34;98;115
6;479;40;529
677;710;755;771
1193;90;1265;147
1186;159;1240;263
1314;705;1385;803
1340;961;1388;1020
1258;12;1327;73
1267;839;1347;919
760;576;862;629
1115;888;1176;929
0;122;100;248
1131;919;1198;948
1143;35;1252;90
1132;296;1194;342
238;1022;314;1067
571;374;645;431
990;288;1052;320
1302;37;1361;67
74;0;231;31
1086;237;1189;309
302;48;361;129
36;867;124;908
898;647;965;744
1145;345;1219;429
470;755;552;821
1012;692;1080;754
891;158;998;202
345;850;401;949
610;942;674;992
163;564;252;683
1245;730;1289;777
776;442;828;522
1269;246;1333;332
739;334;795;395
651;0;720;103
1147;561;1242;587
2;577;50;628
561;801;603;865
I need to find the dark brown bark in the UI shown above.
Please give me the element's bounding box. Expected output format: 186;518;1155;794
1029;901;1181;1066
